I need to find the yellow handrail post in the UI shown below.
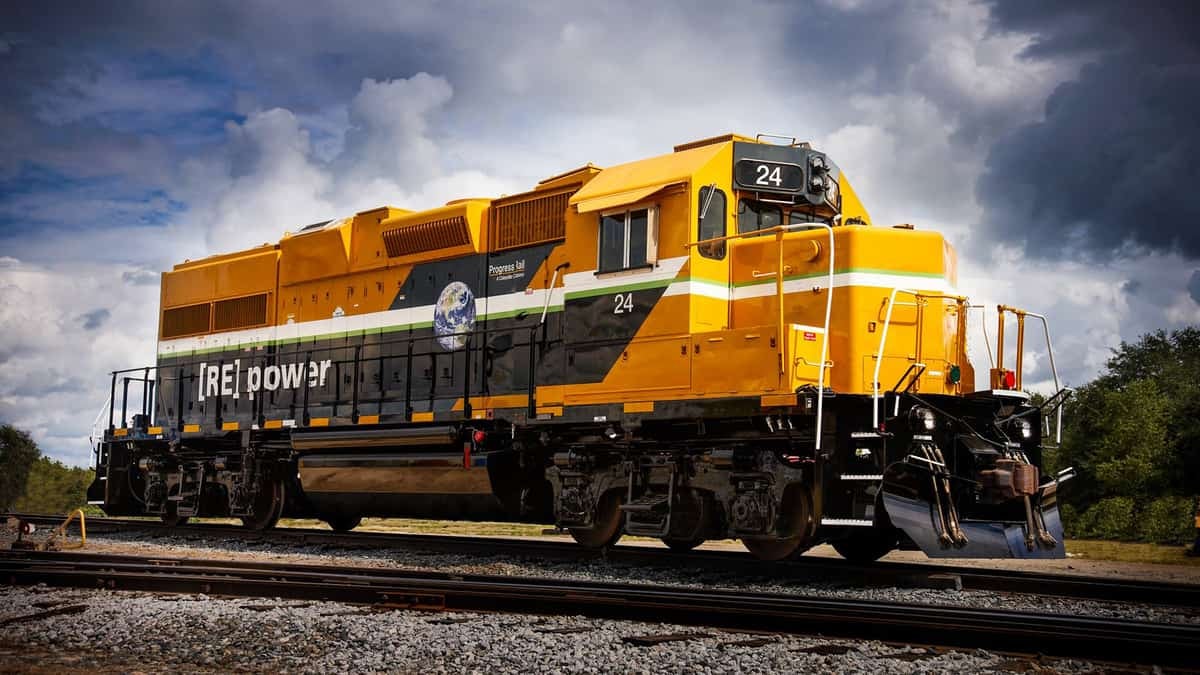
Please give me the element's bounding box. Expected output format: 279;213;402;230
1015;312;1026;390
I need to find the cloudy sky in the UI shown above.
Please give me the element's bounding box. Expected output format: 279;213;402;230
2;0;1198;466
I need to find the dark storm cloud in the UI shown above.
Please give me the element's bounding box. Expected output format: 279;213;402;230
1189;270;1200;305
0;1;953;244
976;1;1200;261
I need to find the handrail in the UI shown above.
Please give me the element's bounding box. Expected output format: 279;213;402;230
872;289;968;429
809;223;834;452
541;263;569;325
891;363;927;394
998;307;1064;444
89;395;111;469
105;321;559;436
969;304;995;369
684;221;830;248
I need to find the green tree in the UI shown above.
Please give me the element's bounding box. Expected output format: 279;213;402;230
1057;379;1171;512
1101;327;1200;494
0;425;41;511
1056;326;1200;541
12;457;93;514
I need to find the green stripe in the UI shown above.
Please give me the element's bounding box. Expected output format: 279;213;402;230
486;305;564;320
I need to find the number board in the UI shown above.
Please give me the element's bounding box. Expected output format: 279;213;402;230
733;159;804;194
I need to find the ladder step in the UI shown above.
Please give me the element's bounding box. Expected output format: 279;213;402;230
821;518;874;527
839;474;883;481
851;431;882;439
620;496;670;514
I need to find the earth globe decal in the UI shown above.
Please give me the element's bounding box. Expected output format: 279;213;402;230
434;281;476;351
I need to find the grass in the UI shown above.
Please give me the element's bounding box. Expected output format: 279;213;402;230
1065;538;1200;566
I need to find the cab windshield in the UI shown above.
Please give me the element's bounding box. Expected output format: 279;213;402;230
738;198;833;234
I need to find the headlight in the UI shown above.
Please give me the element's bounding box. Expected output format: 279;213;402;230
1013;418;1033;440
910;406;936;432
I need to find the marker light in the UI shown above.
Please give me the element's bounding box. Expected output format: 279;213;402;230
948;364;961;385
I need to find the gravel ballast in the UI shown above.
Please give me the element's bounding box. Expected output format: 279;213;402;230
64;532;1200;627
0;585;1111;674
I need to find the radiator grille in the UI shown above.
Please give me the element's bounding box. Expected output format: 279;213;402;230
212;293;269;332
491;188;573;250
382;216;471;257
161;303;211;339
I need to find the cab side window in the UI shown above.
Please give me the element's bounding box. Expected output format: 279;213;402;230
598;207;658;273
737;199;782;234
697;186;726;260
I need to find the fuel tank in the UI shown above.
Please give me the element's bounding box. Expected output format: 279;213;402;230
293;426;508;520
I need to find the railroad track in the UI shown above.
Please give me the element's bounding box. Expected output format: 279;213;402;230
2;549;1197;667
9;513;1200;608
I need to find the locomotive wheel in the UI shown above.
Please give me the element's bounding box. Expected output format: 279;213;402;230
742;536;806;561
323;514;362;533
661;537;704;552
569;491;624;549
240;479;285;531
832;529;898;563
742;487;815;561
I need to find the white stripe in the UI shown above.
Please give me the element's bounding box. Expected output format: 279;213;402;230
562;256;688;295
732;271;953;300
662;279;729;301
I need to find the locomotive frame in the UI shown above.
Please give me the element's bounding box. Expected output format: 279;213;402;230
89;133;1073;561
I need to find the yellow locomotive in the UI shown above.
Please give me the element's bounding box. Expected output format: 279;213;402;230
90;133;1073;560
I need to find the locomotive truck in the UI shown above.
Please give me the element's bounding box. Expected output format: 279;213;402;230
89;133;1073;561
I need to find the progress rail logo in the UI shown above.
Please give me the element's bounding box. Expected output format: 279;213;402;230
196;358;333;402
488;258;526;281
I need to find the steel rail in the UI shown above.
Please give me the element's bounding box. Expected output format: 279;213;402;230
2;550;1197;668
8;514;1200;608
